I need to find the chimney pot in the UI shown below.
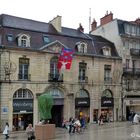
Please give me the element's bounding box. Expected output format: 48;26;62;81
91;18;97;31
77;23;84;32
100;11;113;26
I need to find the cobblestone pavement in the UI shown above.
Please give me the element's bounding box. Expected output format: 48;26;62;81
1;121;140;140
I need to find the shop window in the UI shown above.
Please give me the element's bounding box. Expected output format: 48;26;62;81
18;58;30;80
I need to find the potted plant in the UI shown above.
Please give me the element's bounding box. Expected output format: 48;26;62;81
35;93;55;140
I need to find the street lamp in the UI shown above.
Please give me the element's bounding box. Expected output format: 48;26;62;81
121;74;126;121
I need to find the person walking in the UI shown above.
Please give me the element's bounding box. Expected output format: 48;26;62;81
3;122;9;139
26;123;35;140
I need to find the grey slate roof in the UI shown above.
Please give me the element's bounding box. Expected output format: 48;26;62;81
0;14;119;58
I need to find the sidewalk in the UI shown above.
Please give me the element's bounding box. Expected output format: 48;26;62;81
0;121;131;140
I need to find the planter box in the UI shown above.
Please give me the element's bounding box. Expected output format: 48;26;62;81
35;124;55;140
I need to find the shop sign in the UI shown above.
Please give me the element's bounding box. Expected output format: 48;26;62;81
101;97;114;107
75;98;90;107
13;99;33;113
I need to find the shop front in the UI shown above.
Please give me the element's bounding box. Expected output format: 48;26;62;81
101;97;114;122
125;97;140;120
13;99;33;131
12;89;34;131
75;89;90;120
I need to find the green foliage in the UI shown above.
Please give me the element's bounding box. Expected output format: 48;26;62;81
38;93;53;120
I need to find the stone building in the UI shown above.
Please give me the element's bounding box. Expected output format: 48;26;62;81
0;14;121;131
91;11;140;120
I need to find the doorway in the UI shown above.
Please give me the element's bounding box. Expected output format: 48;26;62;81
50;105;63;127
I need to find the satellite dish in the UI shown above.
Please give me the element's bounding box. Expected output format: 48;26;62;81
4;61;17;75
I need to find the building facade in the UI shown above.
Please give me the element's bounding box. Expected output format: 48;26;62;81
0;14;121;131
91;12;140;120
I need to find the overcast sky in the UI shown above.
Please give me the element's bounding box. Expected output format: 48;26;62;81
0;0;139;33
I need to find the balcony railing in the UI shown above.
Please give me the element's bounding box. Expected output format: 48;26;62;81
78;76;88;83
48;73;63;82
104;77;112;83
130;48;140;56
123;67;140;76
18;74;31;80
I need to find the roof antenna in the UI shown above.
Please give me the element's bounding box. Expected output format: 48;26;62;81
89;8;91;33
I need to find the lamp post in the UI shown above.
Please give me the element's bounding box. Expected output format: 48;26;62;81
121;74;125;121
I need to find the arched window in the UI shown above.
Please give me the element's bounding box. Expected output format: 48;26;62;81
18;34;30;47
13;88;33;99
47;88;64;98
102;46;111;56
77;89;89;98
75;42;87;53
102;89;113;98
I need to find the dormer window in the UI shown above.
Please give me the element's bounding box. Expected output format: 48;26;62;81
102;46;111;56
75;42;87;53
18;34;30;47
43;35;50;44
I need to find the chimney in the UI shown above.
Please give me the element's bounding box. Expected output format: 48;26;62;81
100;11;113;26
135;18;140;24
77;23;84;32
49;15;62;32
91;18;97;31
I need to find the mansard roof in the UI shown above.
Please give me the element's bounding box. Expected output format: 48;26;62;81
0;14;119;58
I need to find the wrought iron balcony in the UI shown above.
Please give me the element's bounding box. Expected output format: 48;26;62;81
78;76;88;83
48;73;63;82
123;67;133;76
18;74;31;80
130;48;140;56
104;77;112;83
123;67;140;76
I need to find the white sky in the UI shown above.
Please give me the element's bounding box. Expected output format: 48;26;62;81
0;0;139;33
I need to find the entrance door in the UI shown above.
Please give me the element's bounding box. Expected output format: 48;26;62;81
51;105;63;127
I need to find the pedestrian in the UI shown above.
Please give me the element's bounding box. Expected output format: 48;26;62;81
3;122;9;139
26;123;35;140
98;114;103;125
133;113;140;124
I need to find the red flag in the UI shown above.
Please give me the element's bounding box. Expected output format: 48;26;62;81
58;48;73;70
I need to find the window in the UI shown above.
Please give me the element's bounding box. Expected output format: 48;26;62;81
13;88;33;99
79;61;87;82
47;88;64;98
75;42;87;53
19;58;30;80
126;59;130;68
43;35;50;43
50;57;59;80
78;89;89;98
0;35;1;45
18;34;30;47
104;65;112;82
7;34;13;42
102;46;111;56
102;89;113;98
